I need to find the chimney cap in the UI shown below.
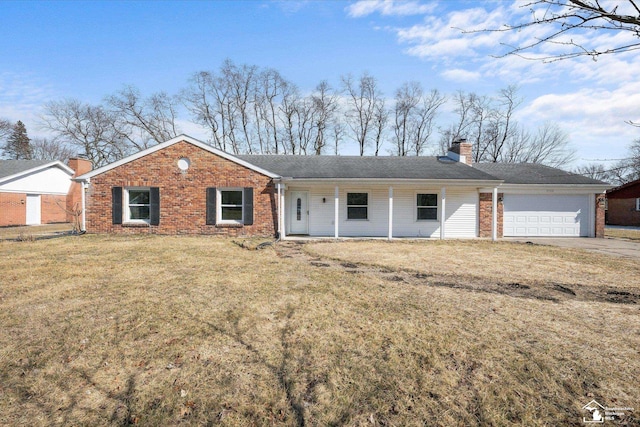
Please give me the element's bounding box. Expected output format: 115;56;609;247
453;137;468;144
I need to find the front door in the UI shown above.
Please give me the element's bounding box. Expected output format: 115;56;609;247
26;194;41;225
289;191;309;234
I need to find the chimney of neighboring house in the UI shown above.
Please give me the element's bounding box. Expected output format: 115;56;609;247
66;158;93;223
448;138;473;165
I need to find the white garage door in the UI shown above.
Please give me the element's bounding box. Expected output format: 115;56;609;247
503;194;590;237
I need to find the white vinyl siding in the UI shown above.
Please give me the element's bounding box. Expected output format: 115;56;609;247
290;185;479;238
503;194;590;237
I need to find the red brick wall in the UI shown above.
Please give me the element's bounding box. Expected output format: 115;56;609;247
607;197;640;227
85;141;277;236
42;194;68;224
0;193;26;226
479;192;503;238
0;193;67;226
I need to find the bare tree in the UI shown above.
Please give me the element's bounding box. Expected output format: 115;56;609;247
372;98;388;156
501;121;576;167
410;89;446;156
478;0;640;61
393;82;421;156
574;163;611;182
106;85;179;150
311;80;339;155
30;138;77;161
0;118;11;143
40;99;129;167
342;72;385;156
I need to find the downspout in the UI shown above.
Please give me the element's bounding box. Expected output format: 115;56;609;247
81;179;88;233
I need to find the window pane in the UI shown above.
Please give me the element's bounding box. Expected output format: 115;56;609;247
221;191;242;205
347;193;368;205
348;207;368;220
417;193;437;207
296;198;302;221
129;190;150;205
417;207;437;220
129;206;150;220
221;206;243;220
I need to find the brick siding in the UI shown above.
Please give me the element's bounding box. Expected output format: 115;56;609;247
42;194;68;223
0;193;26;226
66;158;92;222
478;192;503;238
85;141;277;236
606;197;640;227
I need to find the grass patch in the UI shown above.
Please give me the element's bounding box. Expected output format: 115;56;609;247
0;223;72;241
0;236;638;425
606;227;640;241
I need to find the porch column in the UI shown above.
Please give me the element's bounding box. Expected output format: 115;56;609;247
440;187;446;240
334;186;339;239
280;186;286;239
492;187;498;241
388;186;393;240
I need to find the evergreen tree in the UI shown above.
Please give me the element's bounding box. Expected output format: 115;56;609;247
4;120;32;159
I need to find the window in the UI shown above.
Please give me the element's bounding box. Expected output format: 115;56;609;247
220;189;243;222
636;198;640;211
417;193;438;221
206;187;253;226
112;187;159;226
126;189;150;222
347;192;368;220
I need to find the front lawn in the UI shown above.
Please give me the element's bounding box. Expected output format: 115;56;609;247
0;236;637;426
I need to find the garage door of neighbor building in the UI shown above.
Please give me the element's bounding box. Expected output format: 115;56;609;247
503;194;590;237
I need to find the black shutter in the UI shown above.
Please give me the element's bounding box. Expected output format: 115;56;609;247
149;187;160;226
243;187;253;226
112;187;122;225
206;187;217;225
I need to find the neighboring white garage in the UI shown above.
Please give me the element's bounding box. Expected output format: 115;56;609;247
503;194;591;237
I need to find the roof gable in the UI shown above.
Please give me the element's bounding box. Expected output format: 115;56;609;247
75;135;279;180
0;160;74;185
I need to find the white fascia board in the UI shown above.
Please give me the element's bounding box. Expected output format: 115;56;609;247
75;134;280;181
279;178;503;187
495;184;612;194
0;161;74;186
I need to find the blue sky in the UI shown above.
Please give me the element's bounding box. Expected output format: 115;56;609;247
1;0;639;165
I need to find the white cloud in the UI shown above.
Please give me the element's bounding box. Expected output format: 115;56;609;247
440;68;481;83
346;0;435;18
0;72;58;138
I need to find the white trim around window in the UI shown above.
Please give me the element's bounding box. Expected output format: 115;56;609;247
416;192;438;221
217;188;244;224
124;187;151;224
346;191;369;220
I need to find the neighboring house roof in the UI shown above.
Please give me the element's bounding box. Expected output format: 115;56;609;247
0;160;74;185
606;178;640;198
76;134;279;180
473;163;609;185
237;154;501;181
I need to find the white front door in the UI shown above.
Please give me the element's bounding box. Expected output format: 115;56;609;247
26;194;41;225
289;191;309;234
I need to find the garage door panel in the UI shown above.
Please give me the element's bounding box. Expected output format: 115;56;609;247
503;195;589;237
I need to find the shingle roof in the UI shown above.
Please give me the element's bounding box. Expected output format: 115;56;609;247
0;160;53;180
237;155;501;181
473;163;609;185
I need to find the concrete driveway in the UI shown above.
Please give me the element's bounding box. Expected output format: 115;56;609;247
505;237;640;259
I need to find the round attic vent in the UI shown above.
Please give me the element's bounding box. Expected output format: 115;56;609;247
177;157;191;171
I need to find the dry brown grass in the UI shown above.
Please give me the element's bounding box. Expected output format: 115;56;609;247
0;236;638;426
606;227;640;242
0;223;73;241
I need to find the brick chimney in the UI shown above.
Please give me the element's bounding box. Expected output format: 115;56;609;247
448;139;473;165
66;158;92;222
